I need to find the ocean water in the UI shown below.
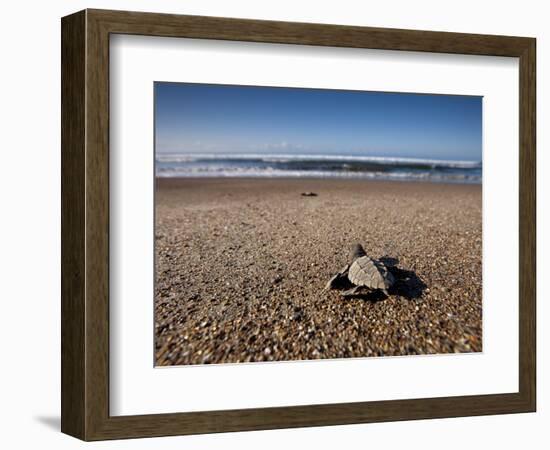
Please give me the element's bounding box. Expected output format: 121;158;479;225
155;153;482;184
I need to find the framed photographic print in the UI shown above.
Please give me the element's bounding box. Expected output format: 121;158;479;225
61;9;536;441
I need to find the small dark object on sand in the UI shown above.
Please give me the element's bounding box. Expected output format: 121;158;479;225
301;192;318;197
325;243;395;297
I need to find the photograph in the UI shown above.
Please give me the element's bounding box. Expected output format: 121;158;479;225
154;82;483;366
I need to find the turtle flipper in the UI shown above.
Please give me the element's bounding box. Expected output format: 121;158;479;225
324;264;350;290
341;285;365;297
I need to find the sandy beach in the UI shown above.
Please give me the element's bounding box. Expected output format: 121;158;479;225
155;178;482;365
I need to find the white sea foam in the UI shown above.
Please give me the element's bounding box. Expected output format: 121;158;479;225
156;166;480;184
154;152;482;184
155;153;482;169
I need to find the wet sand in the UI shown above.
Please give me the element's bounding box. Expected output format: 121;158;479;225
155;178;482;365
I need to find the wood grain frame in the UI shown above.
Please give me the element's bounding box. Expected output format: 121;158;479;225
61;9;536;441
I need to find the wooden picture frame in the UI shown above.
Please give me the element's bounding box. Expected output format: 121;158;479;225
61;9;536;441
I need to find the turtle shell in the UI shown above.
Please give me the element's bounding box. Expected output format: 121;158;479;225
348;256;394;291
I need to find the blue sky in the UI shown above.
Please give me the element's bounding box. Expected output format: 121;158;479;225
155;82;482;161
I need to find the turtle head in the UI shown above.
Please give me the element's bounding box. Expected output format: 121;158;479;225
350;243;366;261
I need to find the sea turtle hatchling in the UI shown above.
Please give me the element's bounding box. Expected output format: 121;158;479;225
325;243;395;297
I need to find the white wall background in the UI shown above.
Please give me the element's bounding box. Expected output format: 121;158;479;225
0;0;546;448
